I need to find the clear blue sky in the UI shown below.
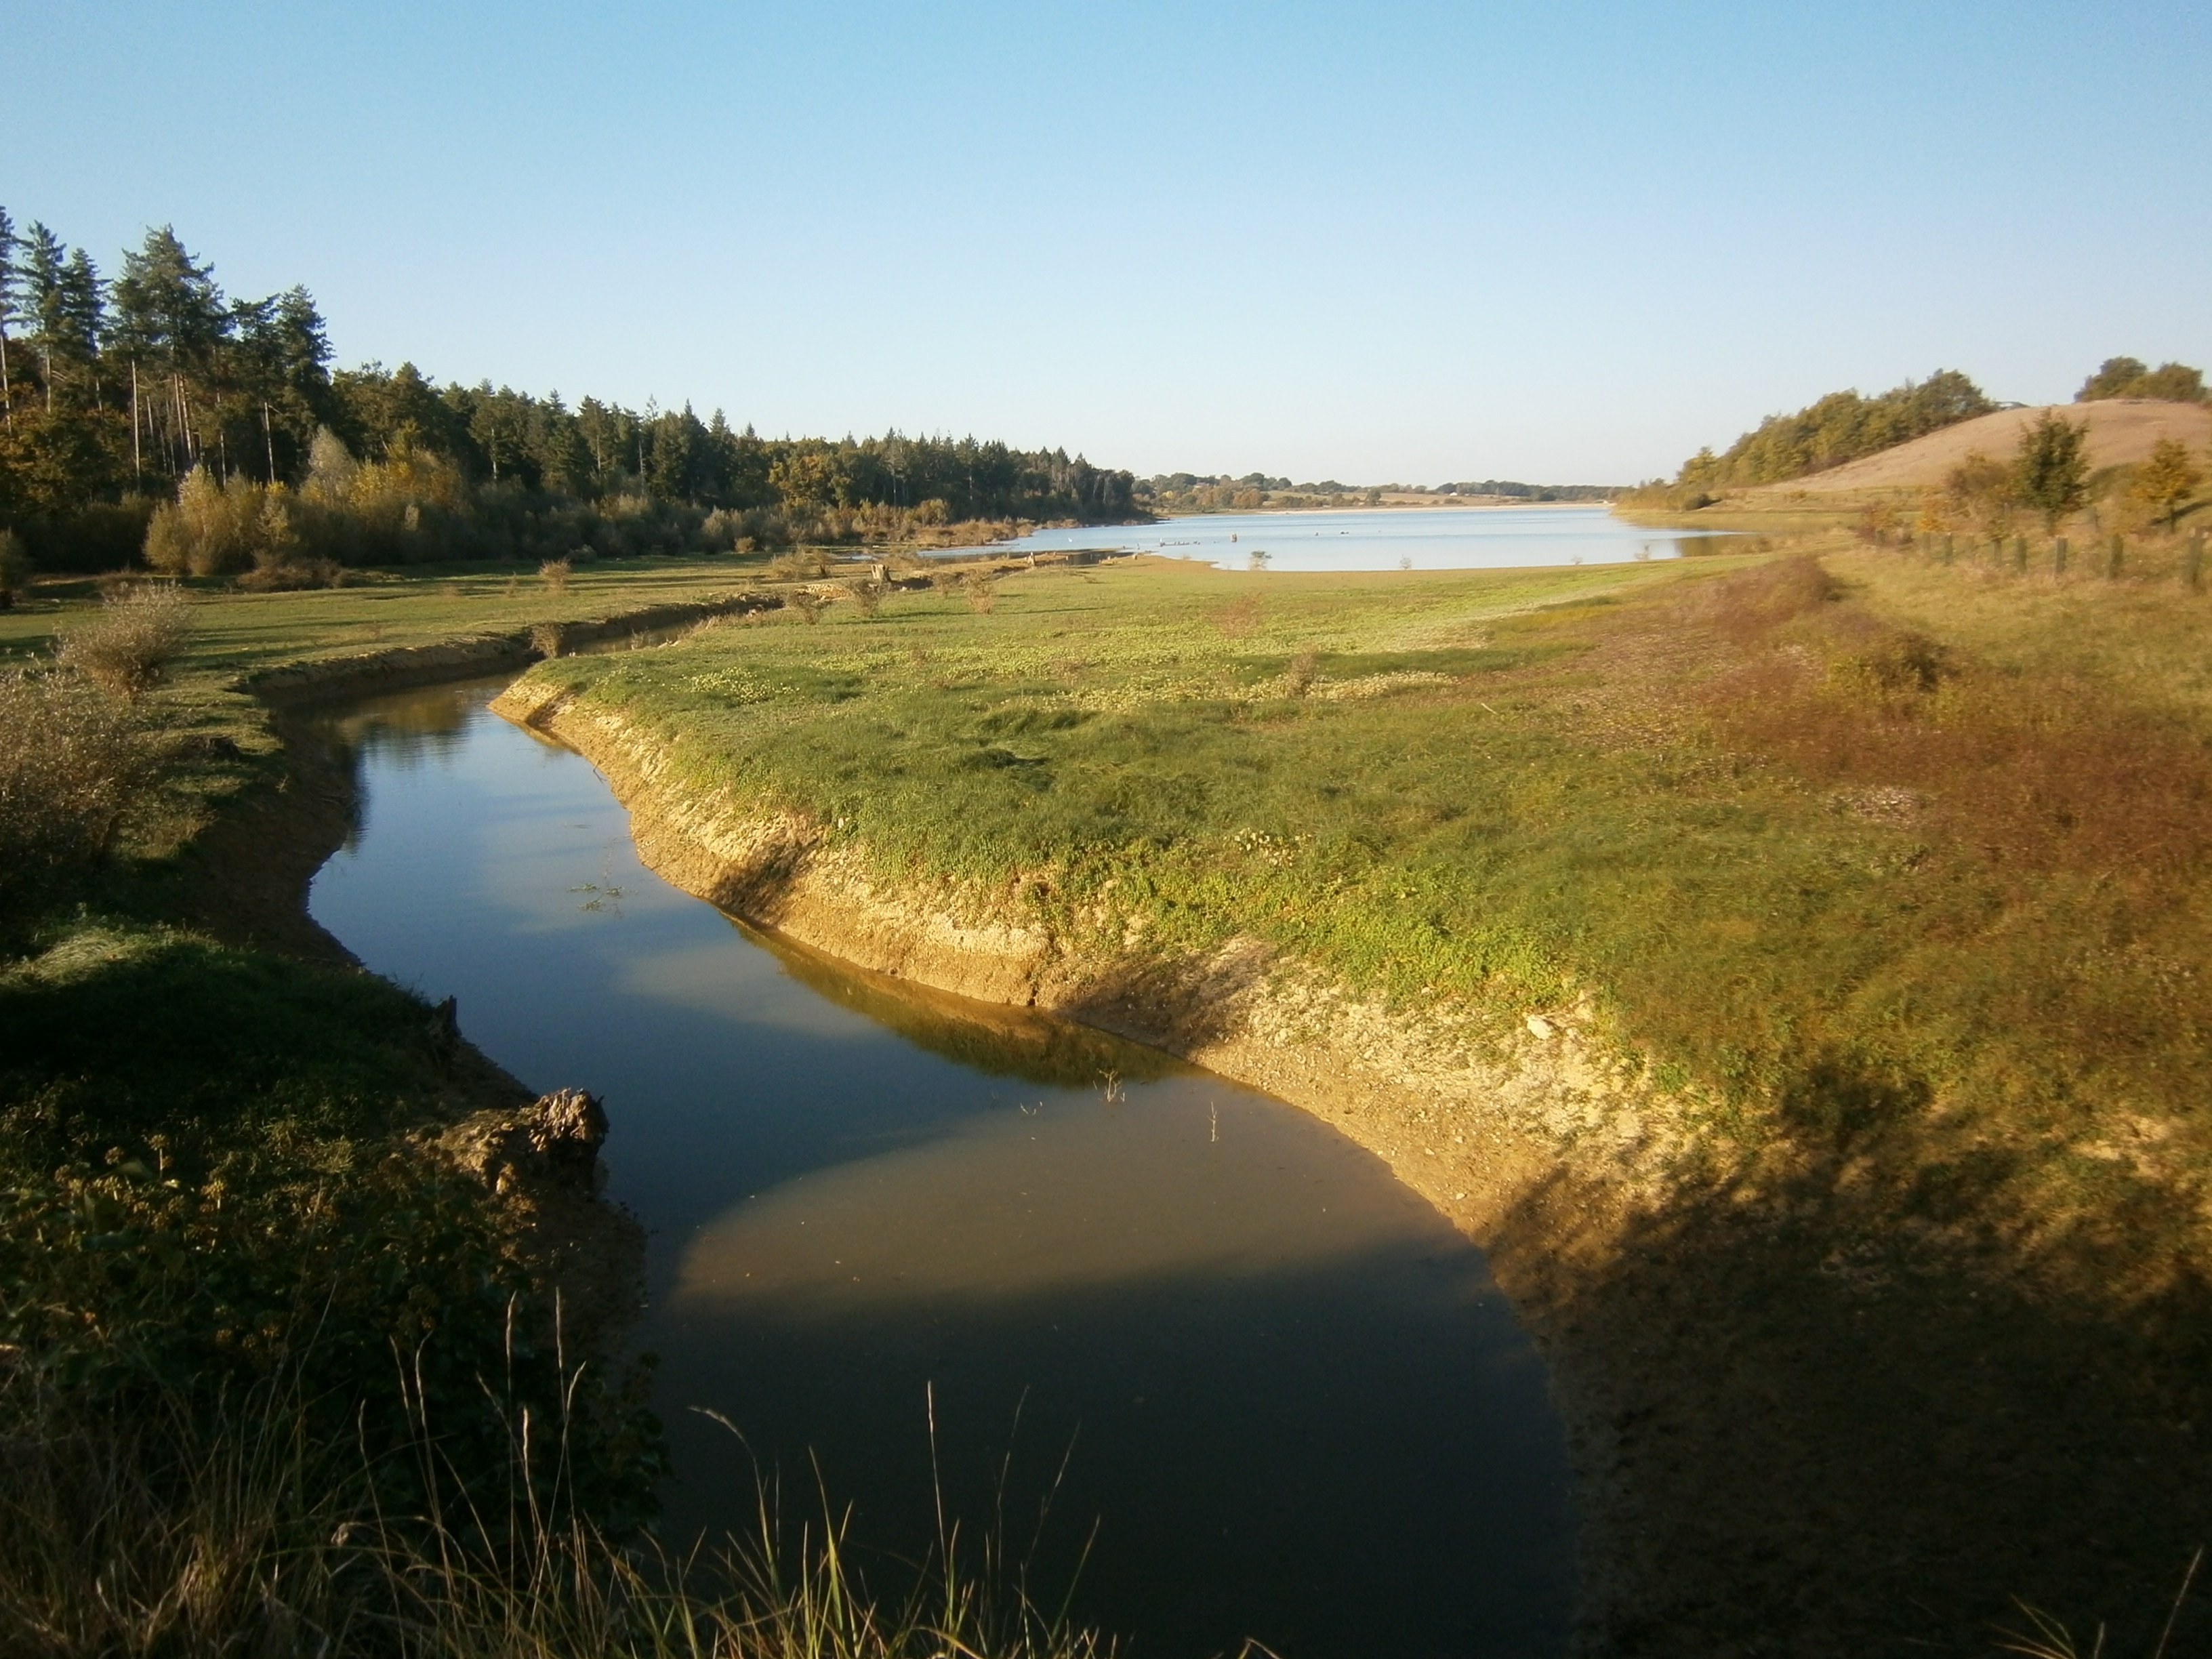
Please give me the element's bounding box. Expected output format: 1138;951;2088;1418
14;0;2209;483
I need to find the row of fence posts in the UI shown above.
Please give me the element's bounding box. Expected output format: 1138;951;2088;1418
1888;527;2207;592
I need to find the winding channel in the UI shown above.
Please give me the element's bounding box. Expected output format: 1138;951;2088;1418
304;672;1574;1659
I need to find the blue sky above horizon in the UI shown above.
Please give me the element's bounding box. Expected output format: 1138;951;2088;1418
13;1;2209;483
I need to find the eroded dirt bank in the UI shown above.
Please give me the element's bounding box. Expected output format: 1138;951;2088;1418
495;676;2212;1657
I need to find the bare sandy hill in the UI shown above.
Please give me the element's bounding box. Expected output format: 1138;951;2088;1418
1743;399;2212;495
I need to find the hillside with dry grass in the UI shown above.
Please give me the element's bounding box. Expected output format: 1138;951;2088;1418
1744;398;2212;495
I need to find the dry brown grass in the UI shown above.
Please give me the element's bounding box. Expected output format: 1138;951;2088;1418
1212;594;1264;638
0;1375;1115;1659
1691;555;2212;886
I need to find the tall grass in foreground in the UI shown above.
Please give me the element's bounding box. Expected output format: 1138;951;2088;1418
0;1365;1115;1659
1999;1548;2202;1659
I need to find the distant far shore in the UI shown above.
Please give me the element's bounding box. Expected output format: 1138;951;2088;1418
1153;495;1621;517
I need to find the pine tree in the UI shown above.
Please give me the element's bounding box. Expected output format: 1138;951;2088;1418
56;249;106;405
112;227;228;472
0;207;18;432
20;223;66;411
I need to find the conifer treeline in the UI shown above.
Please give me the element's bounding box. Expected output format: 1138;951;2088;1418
0;213;1139;571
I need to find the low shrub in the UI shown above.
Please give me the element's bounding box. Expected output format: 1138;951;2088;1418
0;672;150;917
769;548;832;581
54;583;192;699
539;555;573;594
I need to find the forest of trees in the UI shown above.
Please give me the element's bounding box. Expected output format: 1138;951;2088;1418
0;212;1139;574
1667;369;1997;495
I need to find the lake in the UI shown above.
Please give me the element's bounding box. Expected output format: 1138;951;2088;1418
941;504;1727;572
305;674;1576;1659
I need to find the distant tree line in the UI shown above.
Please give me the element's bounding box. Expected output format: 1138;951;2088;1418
1134;472;1619;514
2076;357;2208;405
1429;480;1617;501
0;211;1139;575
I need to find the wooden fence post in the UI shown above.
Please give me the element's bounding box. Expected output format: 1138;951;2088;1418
2012;535;2028;574
1941;533;1954;565
2188;532;2205;594
2053;536;2069;576
2108;534;2125;579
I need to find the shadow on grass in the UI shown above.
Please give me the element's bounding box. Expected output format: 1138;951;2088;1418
1495;1154;2212;1657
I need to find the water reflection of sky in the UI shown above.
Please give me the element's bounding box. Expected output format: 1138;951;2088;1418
936;503;1731;571
306;679;1574;1659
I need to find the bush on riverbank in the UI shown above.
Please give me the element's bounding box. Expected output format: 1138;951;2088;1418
0;672;156;921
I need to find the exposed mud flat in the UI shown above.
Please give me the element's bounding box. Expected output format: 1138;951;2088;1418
492;674;2212;1656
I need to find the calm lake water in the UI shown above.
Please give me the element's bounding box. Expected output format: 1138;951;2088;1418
305;676;1574;1659
943;504;1727;572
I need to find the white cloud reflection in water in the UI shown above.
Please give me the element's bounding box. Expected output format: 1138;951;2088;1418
674;1089;1446;1315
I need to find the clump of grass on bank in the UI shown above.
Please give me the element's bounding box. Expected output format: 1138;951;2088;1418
0;917;665;1532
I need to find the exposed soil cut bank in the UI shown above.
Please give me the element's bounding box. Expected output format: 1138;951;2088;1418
493;674;2212;1658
